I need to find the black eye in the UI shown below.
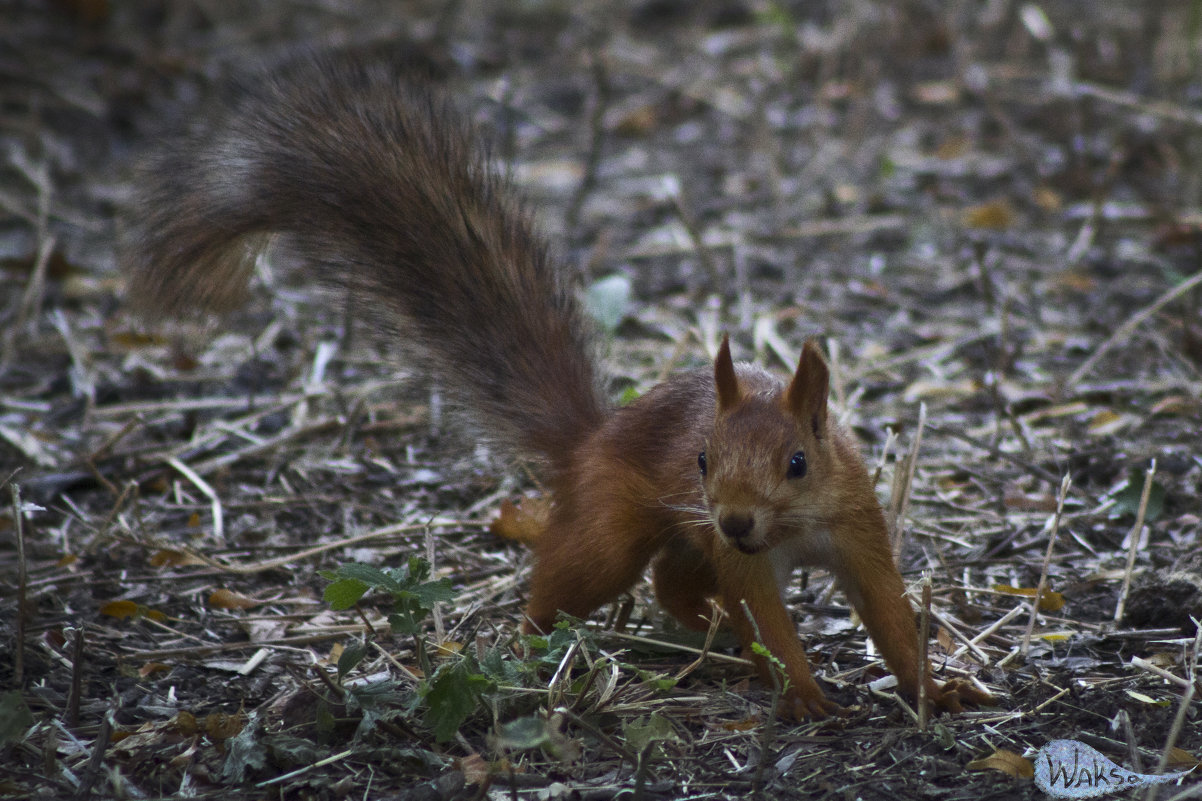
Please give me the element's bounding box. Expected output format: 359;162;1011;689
697;451;707;476
786;451;806;479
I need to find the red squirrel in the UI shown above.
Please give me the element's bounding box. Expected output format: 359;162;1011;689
126;53;991;719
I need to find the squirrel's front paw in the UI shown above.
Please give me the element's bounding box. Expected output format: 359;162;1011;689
930;678;994;714
780;683;849;721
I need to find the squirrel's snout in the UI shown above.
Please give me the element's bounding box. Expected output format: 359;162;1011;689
716;512;754;543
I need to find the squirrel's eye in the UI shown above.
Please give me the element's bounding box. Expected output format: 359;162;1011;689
786;450;806;479
697;451;707;476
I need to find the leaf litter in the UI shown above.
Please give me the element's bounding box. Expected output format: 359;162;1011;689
1;1;1201;799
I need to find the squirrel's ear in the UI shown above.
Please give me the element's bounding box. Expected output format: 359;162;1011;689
714;335;741;411
786;339;829;436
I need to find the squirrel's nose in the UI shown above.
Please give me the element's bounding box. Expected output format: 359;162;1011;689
718;512;755;542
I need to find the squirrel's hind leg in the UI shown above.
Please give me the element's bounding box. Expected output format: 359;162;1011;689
521;502;667;634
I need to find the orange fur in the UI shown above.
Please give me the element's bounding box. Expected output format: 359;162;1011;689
126;52;990;719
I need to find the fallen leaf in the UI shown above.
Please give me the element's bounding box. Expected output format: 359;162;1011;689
204;711;246;742
149;549;208;568
209;589;258;610
964;201;1015;230
967;748;1034;778
99;600;141;619
138;662;172;678
992;584;1065;612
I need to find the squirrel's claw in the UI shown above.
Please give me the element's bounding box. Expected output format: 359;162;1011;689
780;685;849;721
930;678;995;714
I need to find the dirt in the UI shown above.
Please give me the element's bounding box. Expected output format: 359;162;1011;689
1;1;1200;799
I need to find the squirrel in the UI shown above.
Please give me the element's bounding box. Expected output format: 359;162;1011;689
125;52;992;720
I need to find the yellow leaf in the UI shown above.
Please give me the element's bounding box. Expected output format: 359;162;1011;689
100;600;140;619
1125;690;1170;706
435;641;464;657
100;600;167;622
992;584;1065;611
1033;186;1062;211
187;512;201;528
964;201;1014;230
967;748;1034;778
1087;409;1127;435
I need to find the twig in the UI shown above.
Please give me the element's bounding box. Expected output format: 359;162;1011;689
892;402;926;558
166;456;225;544
143;519;446;575
1146;621;1201;801
1114;460;1156;623
927;423;1089;500
1067;271;1202;389
565;49;611;233
1021;474;1070;656
951;604;1024;662
917;576;932;732
1073;80;1202;127
673;600;724;682
599;630;752;667
12;483;26;687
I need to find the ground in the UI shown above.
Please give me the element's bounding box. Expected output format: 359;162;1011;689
2;1;1201;799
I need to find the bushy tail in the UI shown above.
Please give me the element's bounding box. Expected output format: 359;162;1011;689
125;53;606;473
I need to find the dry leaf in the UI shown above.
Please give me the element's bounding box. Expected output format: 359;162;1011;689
1150;395;1198;416
149;548;208;568
209;588;259;610
109;330;167;349
967;748;1034;778
172;711;199;736
457;753;491;786
204;711;246;742
1087;409;1128;436
1033;186;1062;211
1003;489;1059;512
138;662;172;678
1166;748;1200;770
964;201;1015;230
721;718;760;732
912;80;960;105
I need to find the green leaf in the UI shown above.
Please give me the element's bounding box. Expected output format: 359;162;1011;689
323;577;370;610
0;691;33;745
623;713;678;753
336;563;405;593
422;659;495;743
495;715;552;751
583;273;633;333
337;641;369;679
412;578;456;606
1112;469;1166;521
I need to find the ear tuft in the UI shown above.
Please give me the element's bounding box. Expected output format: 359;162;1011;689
713;335;741;411
786;339;829;433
